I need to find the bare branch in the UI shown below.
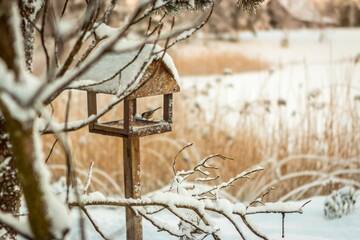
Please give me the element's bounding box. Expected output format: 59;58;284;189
45;137;58;163
83;161;95;193
78;205;110;240
198;166;264;197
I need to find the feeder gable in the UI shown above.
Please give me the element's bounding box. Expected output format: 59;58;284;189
126;60;180;99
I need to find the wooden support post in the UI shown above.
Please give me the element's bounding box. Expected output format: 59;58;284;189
123;136;142;240
124;98;137;134
163;93;173;123
87;92;97;131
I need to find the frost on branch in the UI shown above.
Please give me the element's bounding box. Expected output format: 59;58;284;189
71;145;309;240
0;118;21;240
30;120;71;238
146;0;263;13
19;0;43;71
236;0;263;12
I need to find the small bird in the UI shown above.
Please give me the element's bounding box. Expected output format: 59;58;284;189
141;107;161;120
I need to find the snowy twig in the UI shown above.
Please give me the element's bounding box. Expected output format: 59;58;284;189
197;166;264;197
45;137;58;163
83;161;95;194
155;0;214;55
0;212;33;240
78;205;110;240
137;208;185;238
172;142;194;175
178;154;232;179
40;0;50;77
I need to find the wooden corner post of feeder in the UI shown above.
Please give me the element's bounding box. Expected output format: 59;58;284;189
71;48;180;240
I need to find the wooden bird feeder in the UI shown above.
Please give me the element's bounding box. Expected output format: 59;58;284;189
69;42;180;240
86;60;179;137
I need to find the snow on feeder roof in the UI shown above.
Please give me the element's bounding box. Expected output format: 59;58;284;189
69;38;180;97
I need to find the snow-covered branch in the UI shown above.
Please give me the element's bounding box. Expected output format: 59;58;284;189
67;148;307;240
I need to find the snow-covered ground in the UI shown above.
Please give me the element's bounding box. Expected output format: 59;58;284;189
180;62;360;130
197;28;360;65
68;194;360;240
179;28;360;130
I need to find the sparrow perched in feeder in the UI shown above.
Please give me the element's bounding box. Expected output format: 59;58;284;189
141;107;161;120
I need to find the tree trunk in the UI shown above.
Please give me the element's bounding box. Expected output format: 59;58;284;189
1;111;54;239
0;1;41;238
0;117;21;239
0;1;54;239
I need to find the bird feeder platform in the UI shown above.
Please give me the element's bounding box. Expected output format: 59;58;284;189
87;92;174;137
89;119;172;137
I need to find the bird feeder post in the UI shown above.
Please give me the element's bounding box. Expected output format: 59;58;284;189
163;93;173;123
124;98;137;133
87;92;97;131
123;136;142;240
123;97;143;240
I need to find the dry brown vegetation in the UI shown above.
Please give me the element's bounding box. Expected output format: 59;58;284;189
169;42;268;75
44;67;360;202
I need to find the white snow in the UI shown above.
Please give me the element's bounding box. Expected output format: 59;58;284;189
94;23;120;39
176;28;197;42
63;193;360;240
179;28;360;133
0;212;32;238
0;60;41;121
181;63;360;130
58;19;76;37
22;0;43;21
68;34;179;95
32;119;71;238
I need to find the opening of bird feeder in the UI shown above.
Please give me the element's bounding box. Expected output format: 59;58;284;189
86;92;174;137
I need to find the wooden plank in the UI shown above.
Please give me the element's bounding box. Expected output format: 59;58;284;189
131;122;171;137
90;121;172;137
124;99;130;132
163;94;173;123
92;123;128;137
126;61;180;100
87;92;97;131
87;92;97;116
130;98;137;122
123;136;142;240
124;98;137;133
89;128;128;137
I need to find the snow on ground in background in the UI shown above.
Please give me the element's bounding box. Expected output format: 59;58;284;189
69;195;360;240
195;28;360;66
176;28;360;78
180;63;360;130
179;28;360;130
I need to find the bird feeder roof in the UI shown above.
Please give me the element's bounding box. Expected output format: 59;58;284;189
68;38;180;98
